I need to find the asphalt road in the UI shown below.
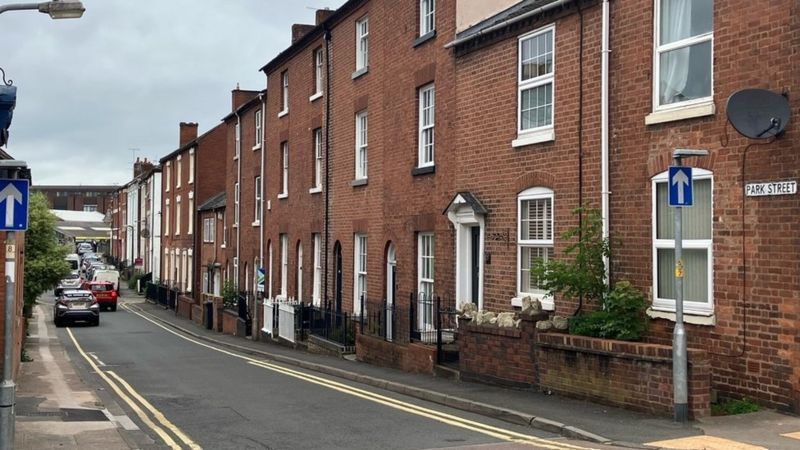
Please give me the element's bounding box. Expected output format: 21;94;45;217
57;299;598;450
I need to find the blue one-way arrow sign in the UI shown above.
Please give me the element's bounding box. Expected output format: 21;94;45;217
669;166;693;207
0;179;29;231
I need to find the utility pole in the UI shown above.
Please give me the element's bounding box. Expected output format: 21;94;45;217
669;149;708;423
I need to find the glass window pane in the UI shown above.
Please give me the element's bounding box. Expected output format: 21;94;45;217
656;178;711;239
520;83;553;130
660;0;713;45
659;40;712;106
521;31;553;81
657;248;708;303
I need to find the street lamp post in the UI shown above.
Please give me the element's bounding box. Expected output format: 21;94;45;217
0;5;85;449
0;1;85;18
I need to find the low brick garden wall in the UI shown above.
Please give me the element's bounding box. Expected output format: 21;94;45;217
192;304;203;326
221;309;239;336
356;334;437;375
458;318;711;418
176;295;194;320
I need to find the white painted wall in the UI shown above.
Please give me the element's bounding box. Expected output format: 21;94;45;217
457;0;520;33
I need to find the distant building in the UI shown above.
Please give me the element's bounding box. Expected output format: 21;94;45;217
32;185;117;214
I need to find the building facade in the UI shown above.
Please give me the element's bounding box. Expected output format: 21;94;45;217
32;185;117;214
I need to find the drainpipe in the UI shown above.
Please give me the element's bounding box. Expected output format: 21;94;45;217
601;0;611;285
322;23;332;309
259;93;265;286
235;112;241;289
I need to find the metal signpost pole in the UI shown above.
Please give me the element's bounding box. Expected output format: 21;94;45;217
672;153;688;423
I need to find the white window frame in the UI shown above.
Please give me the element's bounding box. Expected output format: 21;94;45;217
176;155;182;188
187;249;193;293
221;212;227;248
515;26;556;147
312;233;321;307
234;182;240;227
355;111;368;180
234;122;241;160
353;234;367;315
254;109;263;149
175;195;181;236
268;241;274;299
356;16;369;71
419;0;435;36
280;234;288;297
652;0;714;112
280;71;289;116
297;242;304;301
165;161;171;192
313;48;323;97
651;169;714;315
187;191;194;235
517;187;554;309
418;84;435;168
253;176;261;226
203;217;215;243
164;198;170;236
417;232;435;300
188;148;195;184
311;128;323;192
279;142;289;198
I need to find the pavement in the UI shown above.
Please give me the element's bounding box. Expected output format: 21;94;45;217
14;285;800;449
14;302;161;449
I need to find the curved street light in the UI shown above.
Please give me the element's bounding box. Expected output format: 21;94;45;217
0;0;85;19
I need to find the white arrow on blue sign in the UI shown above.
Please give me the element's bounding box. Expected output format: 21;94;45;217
0;179;29;231
668;166;693;207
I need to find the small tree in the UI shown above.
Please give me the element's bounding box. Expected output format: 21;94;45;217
532;208;610;307
24;192;70;306
221;279;238;309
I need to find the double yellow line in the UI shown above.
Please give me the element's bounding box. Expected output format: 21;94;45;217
66;327;201;450
120;302;596;450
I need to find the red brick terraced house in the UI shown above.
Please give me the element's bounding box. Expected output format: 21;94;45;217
220;88;263;297
445;0;800;415
197;191;226;297
160;121;227;295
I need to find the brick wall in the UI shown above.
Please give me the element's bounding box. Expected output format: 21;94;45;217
356;334;437;375
458;316;538;387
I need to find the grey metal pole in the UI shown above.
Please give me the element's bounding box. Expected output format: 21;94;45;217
673;155;688;423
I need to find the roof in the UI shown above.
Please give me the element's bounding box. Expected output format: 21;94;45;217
448;0;573;49
197;192;226;211
443;192;489;216
159;121;227;164
259;0;365;75
33;185;118;191
51;210;106;223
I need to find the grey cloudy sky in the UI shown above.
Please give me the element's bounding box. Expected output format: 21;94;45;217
1;0;345;186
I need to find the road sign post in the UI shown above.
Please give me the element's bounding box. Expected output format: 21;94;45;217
669;149;707;423
0;161;27;450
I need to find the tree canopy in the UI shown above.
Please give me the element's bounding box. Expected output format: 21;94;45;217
23;192;70;306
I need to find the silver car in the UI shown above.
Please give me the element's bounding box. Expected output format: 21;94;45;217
54;271;83;296
54;289;99;327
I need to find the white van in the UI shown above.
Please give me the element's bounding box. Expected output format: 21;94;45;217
65;254;80;271
92;269;120;292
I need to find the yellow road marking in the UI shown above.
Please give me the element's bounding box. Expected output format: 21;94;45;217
121;302;595;450
646;435;768;450
65;327;183;450
106;371;202;450
781;431;800;440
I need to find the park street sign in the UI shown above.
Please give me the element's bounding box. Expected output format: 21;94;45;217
0;179;28;231
745;180;797;197
668;166;693;207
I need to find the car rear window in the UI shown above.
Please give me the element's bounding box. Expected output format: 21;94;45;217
90;284;113;292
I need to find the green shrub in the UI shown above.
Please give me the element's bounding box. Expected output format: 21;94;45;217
569;281;648;341
127;272;143;290
711;398;760;416
222;280;238;310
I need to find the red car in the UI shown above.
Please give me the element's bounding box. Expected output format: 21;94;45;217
82;281;118;311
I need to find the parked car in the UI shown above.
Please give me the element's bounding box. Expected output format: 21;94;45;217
82;281;117;311
65;253;80;271
76;242;94;255
54;289;99;327
86;262;107;281
54;271;83;296
92;269;120;292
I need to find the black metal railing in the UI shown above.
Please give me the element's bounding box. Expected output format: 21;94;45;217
409;292;460;365
363;298;397;342
307;305;356;347
144;281;179;310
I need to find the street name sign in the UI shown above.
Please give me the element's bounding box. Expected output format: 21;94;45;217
669;166;693;207
745;180;797;197
0;179;28;231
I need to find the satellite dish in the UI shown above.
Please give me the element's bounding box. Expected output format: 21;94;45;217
726;89;790;139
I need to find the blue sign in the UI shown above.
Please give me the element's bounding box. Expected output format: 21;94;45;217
668;166;693;207
257;267;265;292
0;179;28;231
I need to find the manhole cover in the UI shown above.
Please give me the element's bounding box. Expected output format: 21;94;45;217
60;408;109;422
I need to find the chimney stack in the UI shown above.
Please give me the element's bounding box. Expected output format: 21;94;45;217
179;122;198;147
291;24;315;44
316;8;334;26
133;157;154;178
232;86;260;111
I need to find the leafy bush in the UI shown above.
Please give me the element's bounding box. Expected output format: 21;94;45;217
24;192;71;306
222;280;238;310
711;398;760;416
569;281;648;341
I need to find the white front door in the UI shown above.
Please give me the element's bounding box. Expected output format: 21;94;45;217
386;243;396;341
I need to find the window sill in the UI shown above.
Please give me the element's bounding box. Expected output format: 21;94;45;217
351;66;369;80
646;307;715;326
512;128;555;148
351;178;368;187
252;221;260;227
309;186;322;194
221;244;226;249
232;224;238;229
277;193;288;199
309;92;323;103
413;31;436;48
188;180;194;185
252;144;262;151
411;165;435;176
233;155;239;161
645;102;715;125
278;109;288;118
